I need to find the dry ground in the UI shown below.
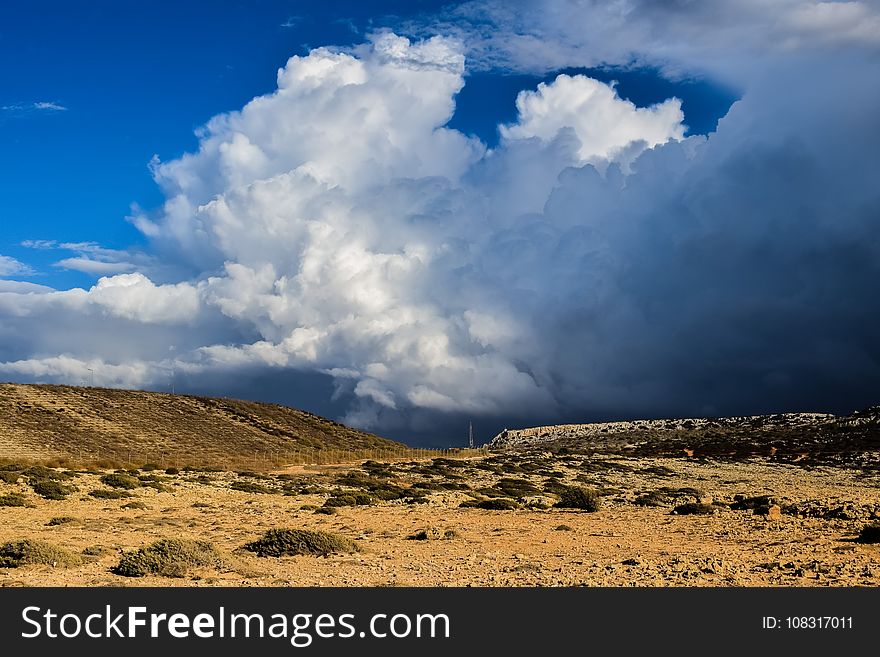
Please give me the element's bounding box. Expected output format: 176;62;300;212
1;453;879;587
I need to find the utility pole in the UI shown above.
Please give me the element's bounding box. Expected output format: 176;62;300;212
169;345;176;394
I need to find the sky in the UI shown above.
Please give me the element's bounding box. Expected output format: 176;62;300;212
1;1;879;446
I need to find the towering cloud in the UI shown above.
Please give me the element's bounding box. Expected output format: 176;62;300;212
2;7;879;441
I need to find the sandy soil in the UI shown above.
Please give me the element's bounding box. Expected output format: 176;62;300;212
2;455;879;587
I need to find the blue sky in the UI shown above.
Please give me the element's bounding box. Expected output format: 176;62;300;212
1;1;878;445
1;0;734;290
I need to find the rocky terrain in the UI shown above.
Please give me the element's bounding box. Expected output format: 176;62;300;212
1;449;878;587
491;407;880;471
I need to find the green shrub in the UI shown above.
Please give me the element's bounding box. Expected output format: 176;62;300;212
634;492;669;507
141;463;160;471
730;495;776;510
31;479;73;500
406;528;457;540
634;487;706;507
0;471;21;484
672;502;720;515
0;493;31;507
495;478;541;497
236;471;272;480
460;498;519;510
137;476;171;492
89;488;132;499
113;539;222;577
46;516;78;526
164;467;180;475
543;479;570;496
243;529;358;557
24;466;73;481
475;487;509;498
100;473;141;489
555;486;602;512
230;480;274;494
314;506;337;515
856;524;880;544
0;539;82;568
334;472;409;500
323;492;373;507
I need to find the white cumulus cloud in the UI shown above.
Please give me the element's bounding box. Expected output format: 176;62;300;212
500;74;685;168
0;26;878;441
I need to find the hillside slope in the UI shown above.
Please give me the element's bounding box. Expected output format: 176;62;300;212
0;383;401;465
490;407;880;470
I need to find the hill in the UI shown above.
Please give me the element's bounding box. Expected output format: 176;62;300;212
0;383;403;467
490;407;880;470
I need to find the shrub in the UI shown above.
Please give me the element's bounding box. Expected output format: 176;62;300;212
460;498;519;510
236;471;271;480
672;502;720;515
31;480;73;500
100;473;141;489
113;539;223;577
555;486;602;512
475;487;509;498
141;463;160;471
543;479;570;496
142;482;170;492
730;495;776;510
0;539;82;568
0;471;21;484
164;467;180;475
0;493;31;507
634;492;669;507
314;506;337;515
323;492;373;507
89;488;132;499
334;472;410;500
856;524;880;544
24;466;73;481
495;478;541;497
243;529;358;557
635;487;706;507
46;516;78;526
230;480;274;494
137;476;171;492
